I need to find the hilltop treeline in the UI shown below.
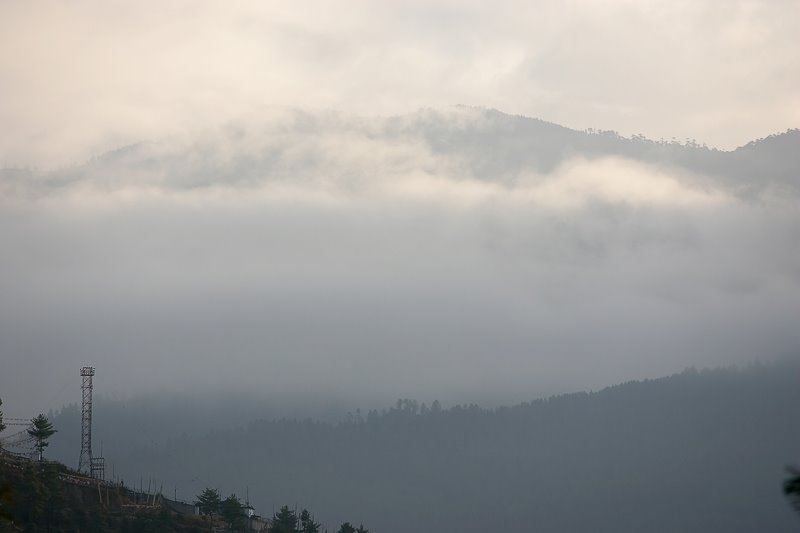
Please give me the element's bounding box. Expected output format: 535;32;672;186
45;359;800;533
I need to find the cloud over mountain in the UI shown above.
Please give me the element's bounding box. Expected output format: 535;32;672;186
1;109;798;415
1;1;798;166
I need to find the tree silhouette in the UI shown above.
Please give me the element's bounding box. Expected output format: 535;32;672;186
337;522;356;533
196;487;221;517
784;466;800;515
300;508;321;533
270;505;298;533
271;505;299;533
220;493;245;530
0;398;5;434
27;414;56;462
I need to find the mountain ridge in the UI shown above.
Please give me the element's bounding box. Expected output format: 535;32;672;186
2;108;798;197
45;358;800;533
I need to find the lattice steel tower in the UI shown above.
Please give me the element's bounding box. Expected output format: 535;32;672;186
78;366;95;475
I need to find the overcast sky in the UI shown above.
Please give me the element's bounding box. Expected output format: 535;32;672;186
0;1;798;418
1;0;799;167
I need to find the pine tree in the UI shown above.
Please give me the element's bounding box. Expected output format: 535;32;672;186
300;508;321;533
337;522;356;533
272;505;299;533
220;493;245;531
196;487;221;517
27;414;56;462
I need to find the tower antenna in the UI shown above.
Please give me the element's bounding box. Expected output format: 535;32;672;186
78;366;95;474
78;366;105;479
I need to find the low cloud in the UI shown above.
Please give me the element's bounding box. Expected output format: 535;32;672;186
1;111;797;416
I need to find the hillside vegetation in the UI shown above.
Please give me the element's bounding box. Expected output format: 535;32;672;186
46;360;800;532
0;458;212;533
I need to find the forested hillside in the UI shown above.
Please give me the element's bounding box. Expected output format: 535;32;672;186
47;360;800;532
0;459;214;533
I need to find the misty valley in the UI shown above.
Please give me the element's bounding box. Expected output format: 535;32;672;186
2;361;787;531
3;1;800;530
2;109;799;532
